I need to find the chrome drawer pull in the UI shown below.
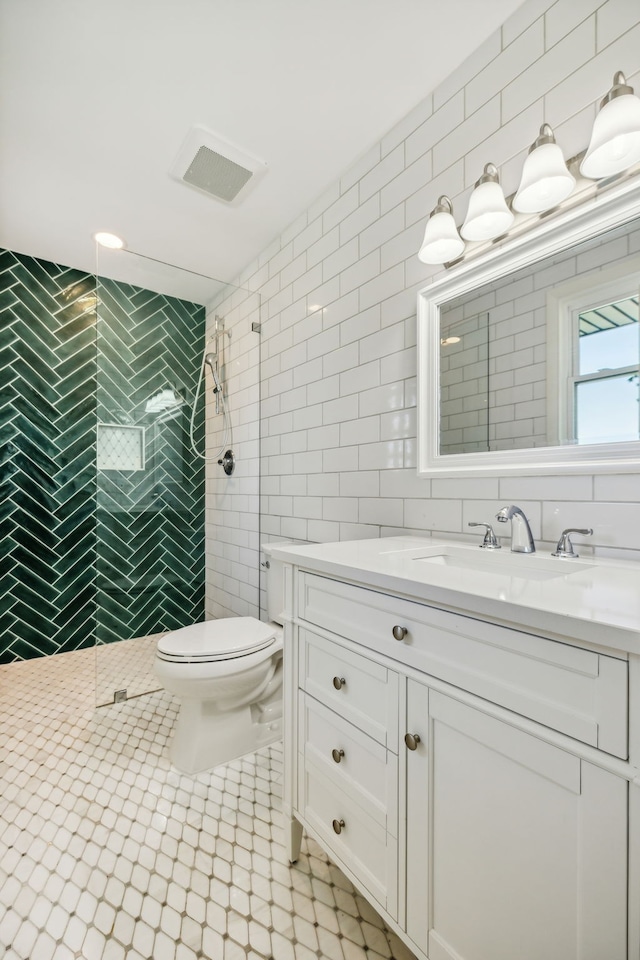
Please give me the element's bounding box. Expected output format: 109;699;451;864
332;818;345;835
332;676;346;690
392;625;408;641
405;732;421;751
331;748;345;763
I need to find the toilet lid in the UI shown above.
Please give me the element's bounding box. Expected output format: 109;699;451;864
157;618;278;662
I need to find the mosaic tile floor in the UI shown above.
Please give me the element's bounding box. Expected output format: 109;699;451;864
0;649;417;960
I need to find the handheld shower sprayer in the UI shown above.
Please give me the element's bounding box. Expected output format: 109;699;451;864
204;353;221;393
189;315;232;463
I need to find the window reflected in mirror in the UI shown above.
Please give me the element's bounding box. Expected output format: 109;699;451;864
573;295;639;444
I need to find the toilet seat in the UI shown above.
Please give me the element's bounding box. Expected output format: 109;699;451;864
156;617;278;664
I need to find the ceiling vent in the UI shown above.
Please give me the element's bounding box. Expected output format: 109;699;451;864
170;125;267;205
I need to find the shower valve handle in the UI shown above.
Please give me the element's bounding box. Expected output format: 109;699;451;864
217;449;235;476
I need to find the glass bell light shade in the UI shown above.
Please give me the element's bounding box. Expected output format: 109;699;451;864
513;124;576;213
460;164;514;242
418;195;464;264
580;72;640;179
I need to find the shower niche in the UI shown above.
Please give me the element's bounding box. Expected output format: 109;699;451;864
96;423;146;472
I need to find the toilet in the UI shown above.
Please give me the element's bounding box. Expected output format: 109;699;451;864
154;544;285;774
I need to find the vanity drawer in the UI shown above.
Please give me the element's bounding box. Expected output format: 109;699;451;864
299;756;397;916
298;573;628;759
299;692;398;832
298;628;399;749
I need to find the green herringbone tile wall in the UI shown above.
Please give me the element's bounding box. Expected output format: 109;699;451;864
96;277;205;645
0;249;205;663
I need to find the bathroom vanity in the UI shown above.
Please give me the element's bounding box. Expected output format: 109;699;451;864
270;536;640;960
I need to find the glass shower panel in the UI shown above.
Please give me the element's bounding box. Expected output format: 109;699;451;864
94;248;230;706
439;311;490;454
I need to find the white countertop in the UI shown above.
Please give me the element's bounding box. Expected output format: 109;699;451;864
270;537;640;655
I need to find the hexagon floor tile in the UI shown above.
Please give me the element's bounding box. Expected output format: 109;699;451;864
0;648;417;960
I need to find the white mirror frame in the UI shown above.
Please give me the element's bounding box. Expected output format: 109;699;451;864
417;175;640;476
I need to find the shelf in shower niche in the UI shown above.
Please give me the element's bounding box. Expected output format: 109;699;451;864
97;423;146;472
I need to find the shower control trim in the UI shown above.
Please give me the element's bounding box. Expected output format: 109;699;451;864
218;449;235;475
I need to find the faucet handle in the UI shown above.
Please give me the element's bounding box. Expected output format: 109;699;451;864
551;528;593;559
468;522;501;549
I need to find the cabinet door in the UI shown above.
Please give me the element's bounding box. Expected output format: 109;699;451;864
405;681;627;960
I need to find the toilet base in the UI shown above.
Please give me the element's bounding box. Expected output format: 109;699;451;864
169;698;281;774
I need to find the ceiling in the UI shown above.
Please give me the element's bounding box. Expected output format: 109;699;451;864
0;0;527;292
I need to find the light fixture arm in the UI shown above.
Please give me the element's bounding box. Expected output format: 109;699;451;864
430;195;454;216
528;123;556;151
600;71;634;107
475;162;499;186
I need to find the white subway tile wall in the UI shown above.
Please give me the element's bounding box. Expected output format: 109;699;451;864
205;0;640;622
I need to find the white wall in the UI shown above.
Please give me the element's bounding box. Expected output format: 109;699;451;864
204;288;262;620
205;0;640;621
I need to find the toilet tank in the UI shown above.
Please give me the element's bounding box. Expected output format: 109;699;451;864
261;542;288;625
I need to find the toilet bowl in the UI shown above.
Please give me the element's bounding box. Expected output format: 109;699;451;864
154;544;286;774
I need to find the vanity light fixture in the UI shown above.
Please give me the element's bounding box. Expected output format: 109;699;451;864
417;68;640;267
460;164;514;242
513;124;576;213
93;231;125;249
418;195;464;264
580;72;640;179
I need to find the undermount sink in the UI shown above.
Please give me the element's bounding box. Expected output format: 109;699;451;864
413;546;595;581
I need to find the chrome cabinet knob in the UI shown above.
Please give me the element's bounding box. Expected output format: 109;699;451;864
331;748;345;764
332;676;346;690
404;732;421;751
332;818;345;835
392;625;408;641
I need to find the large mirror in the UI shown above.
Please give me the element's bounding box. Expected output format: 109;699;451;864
417;178;640;476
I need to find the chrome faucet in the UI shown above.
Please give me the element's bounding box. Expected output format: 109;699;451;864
495;505;536;553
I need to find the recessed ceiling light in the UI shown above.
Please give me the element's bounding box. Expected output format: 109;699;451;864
93;231;125;249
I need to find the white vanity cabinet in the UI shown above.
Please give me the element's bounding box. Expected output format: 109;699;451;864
280;560;636;960
406;681;627;960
